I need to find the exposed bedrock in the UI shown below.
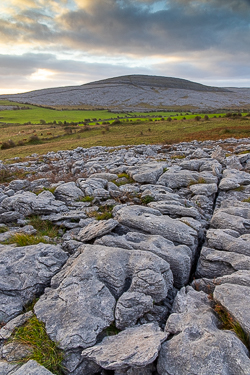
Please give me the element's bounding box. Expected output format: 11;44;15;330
1;139;250;374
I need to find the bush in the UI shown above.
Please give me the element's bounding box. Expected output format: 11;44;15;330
28;135;40;144
167;117;172;122
194;116;201;121
40;119;46;124
1;140;16;149
204;115;209;121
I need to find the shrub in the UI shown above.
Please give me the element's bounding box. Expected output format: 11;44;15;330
167;117;172;122
204;115;209;121
0;168;12;183
1;140;16;149
28;135;40;144
194;116;201;121
40;119;46;124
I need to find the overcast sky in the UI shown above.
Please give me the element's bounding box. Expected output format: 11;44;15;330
0;0;250;94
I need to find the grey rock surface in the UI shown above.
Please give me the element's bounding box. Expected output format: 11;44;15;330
157;287;250;375
0;244;68;322
82;323;167;371
95;232;192;288
12;360;55;375
196;247;250;278
214;283;250;335
76;219;118;242
34;244;172;351
0;311;33;340
127;163;166;184
115;205;197;246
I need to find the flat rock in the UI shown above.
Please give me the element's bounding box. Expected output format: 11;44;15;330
76;219;118;242
148;201;200;219
211;211;250;234
0;311;33;340
0;243;68;323
82;323;167;371
206;229;250;256
54;182;84;202
214;283;250;336
115;205;197;247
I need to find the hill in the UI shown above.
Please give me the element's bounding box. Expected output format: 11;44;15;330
1;74;250;110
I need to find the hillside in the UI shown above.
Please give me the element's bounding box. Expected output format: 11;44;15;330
1;75;250;110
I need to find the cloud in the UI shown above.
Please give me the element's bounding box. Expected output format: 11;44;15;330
0;0;250;93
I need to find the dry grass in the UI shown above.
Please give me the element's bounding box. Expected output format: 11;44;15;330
0;118;250;160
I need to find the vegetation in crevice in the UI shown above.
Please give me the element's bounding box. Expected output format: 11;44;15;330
214;303;250;351
11;316;64;375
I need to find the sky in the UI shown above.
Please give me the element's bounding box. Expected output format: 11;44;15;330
0;0;250;94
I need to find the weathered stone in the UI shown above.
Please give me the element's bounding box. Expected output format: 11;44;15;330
115;205;197;246
211;211;250;234
206;229;250;256
54;182;84;202
214;283;250;336
115;292;153;330
82;323;167;371
148;201;200;219
34;244;172;352
127;163;166;184
211;145;226;164
189;182;217;196
12;360;55;375
0;243;68;323
0;311;33;340
196;247;250;278
95;232;192;288
157;287;250;375
76;219;118;242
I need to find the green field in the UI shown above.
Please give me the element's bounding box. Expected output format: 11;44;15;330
0;99;242;125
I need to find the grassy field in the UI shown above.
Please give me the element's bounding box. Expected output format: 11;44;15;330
0;116;250;160
0;99;244;125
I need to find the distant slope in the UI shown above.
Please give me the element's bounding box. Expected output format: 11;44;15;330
1;75;250;110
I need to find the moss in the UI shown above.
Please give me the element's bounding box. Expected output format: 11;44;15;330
104;322;121;336
171;154;185;159
35;187;56;195
243;197;250;203
12;316;64;374
214;303;250;350
88;204;114;220
233;185;245;192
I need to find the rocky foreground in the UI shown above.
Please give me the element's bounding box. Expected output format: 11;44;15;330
1;137;250;374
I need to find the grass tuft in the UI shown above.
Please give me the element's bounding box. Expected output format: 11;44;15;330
141;195;155;204
12;316;64;374
243;197;250;203
2;233;51;246
0;226;8;234
28;216;60;238
77;195;94;202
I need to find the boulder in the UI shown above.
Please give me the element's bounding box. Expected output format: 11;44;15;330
82;323;167;371
11;360;55;375
95;232;192;288
127;163;166;184
54;182;84;202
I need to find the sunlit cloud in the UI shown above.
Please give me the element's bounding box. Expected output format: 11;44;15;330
0;0;249;94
